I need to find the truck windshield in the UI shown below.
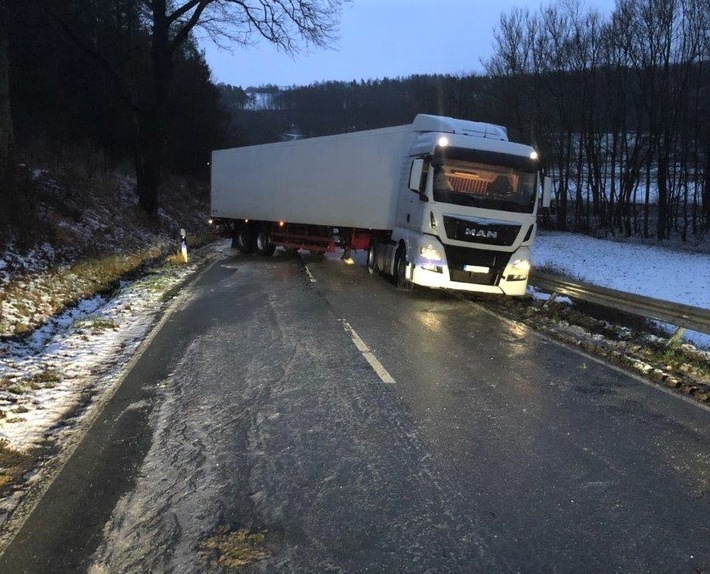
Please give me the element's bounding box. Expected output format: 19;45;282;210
432;148;538;213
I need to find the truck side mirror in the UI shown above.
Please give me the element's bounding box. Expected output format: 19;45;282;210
542;176;552;208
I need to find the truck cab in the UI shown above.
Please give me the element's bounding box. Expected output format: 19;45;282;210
371;114;550;296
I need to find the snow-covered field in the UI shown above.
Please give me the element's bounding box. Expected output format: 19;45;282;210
0;234;708;460
531;232;710;349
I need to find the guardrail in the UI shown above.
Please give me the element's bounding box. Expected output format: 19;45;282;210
529;271;710;344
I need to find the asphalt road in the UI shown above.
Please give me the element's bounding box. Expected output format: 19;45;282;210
1;244;708;573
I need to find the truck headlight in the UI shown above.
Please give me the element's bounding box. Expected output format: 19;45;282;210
420;244;443;261
511;258;530;273
507;258;530;281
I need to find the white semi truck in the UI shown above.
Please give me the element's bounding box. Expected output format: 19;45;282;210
211;114;551;296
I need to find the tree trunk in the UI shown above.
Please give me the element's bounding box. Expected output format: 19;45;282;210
703;139;710;228
132;0;173;217
656;138;669;240
0;0;14;180
0;0;16;246
134;108;163;217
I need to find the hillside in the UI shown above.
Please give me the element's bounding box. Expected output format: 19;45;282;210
0;167;212;338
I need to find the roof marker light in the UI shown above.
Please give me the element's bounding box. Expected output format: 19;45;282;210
438;136;449;147
530;150;539;160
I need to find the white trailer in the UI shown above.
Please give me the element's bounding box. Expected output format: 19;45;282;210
211;125;411;230
211;114;550;296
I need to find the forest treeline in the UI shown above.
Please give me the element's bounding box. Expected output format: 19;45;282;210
1;0;708;250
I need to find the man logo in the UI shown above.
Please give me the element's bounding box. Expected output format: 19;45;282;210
465;228;498;239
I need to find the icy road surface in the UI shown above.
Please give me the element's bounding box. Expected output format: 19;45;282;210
85;252;497;573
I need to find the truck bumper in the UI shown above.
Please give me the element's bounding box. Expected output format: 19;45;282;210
408;240;531;296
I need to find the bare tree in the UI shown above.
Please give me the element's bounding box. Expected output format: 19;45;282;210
567;4;607;230
486;7;536;138
537;3;578;230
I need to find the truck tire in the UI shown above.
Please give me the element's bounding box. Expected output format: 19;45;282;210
255;225;276;256
236;223;254;254
367;237;379;275
394;245;411;290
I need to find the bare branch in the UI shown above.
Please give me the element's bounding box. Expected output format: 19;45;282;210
169;0;211;52
189;0;347;56
168;0;204;24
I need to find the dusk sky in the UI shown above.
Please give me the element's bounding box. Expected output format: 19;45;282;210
200;0;618;89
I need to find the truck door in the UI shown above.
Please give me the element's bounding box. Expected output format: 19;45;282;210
398;158;429;232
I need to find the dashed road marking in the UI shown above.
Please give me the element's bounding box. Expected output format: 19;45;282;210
342;321;396;384
304;266;316;283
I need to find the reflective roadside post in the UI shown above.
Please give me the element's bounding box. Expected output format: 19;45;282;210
180;228;188;263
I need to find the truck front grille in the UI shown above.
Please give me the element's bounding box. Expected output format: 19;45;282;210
443;245;512;286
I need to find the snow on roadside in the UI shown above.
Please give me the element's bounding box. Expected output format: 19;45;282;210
0;259;203;453
0;243;58;287
531;232;710;349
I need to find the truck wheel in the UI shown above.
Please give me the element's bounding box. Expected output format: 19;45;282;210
394;245;411;290
255;226;276;256
367;237;379;275
236;223;254;254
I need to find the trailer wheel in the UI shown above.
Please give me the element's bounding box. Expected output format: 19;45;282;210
236;223;254;254
367;237;379;275
255;226;276;256
394;245;412;290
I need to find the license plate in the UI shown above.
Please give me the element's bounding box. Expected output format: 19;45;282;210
463;265;489;274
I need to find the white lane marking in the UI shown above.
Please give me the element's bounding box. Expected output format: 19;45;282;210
304;266;316;283
342;320;396;384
